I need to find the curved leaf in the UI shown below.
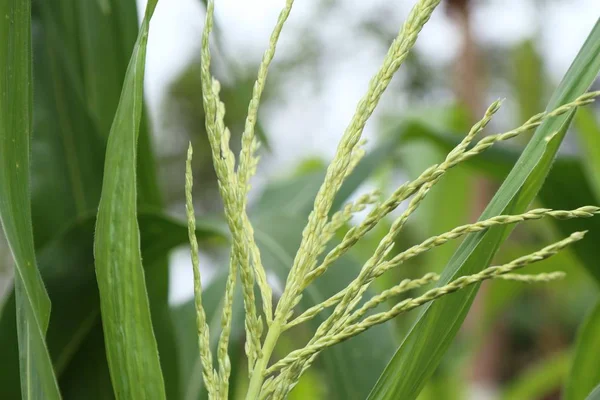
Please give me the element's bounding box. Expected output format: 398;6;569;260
32;0;160;246
93;0;166;397
27;0;178;396
29;15;105;248
0;211;223;397
0;0;61;397
368;19;600;400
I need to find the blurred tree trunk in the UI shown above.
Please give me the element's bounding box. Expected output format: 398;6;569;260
448;0;483;120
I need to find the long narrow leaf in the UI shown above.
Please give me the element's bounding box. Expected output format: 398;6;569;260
93;0;166;398
564;300;600;400
0;0;62;398
0;210;224;397
29;11;105;248
368;19;600;400
33;0;178;395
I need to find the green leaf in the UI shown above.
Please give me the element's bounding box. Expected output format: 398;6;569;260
575;108;600;201
31;0;154;246
0;210;223;397
29;15;105;248
0;0;62;398
32;0;164;230
75;0;139;139
0;216;96;399
564;300;600;400
53;213;223;397
368;19;600;400
92;0;166;397
139;207;219;399
32;0;178;393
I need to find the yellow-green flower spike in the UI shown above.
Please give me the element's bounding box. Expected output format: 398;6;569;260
185;144;217;396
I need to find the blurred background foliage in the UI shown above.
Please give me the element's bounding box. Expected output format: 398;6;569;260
0;0;599;399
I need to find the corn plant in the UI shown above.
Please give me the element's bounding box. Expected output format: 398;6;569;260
1;0;600;399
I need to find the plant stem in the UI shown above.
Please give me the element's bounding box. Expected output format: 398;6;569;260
245;319;283;400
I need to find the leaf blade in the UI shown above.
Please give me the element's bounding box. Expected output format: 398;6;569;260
0;0;62;398
368;18;600;400
0;210;225;398
92;1;166;398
